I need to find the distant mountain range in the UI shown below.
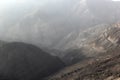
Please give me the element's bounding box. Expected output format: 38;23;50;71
1;0;120;49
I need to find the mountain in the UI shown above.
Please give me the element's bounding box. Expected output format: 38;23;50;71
81;23;120;57
0;42;65;80
0;0;95;47
46;45;120;80
54;24;110;50
87;0;120;23
55;23;120;65
48;23;120;79
1;0;120;49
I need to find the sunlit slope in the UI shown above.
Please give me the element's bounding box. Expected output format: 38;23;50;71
46;46;120;80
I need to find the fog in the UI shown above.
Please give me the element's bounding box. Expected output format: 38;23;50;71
0;0;120;49
112;0;120;1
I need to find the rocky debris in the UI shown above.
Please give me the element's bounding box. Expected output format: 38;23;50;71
46;47;120;80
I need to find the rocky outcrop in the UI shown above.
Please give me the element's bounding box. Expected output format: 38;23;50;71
107;24;120;44
54;23;120;65
64;23;120;56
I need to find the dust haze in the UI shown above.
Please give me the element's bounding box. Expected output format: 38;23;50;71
0;0;120;48
1;0;120;80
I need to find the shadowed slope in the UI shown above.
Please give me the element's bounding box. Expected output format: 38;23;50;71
0;42;65;80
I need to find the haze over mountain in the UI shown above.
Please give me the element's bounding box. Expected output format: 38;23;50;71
0;0;120;50
1;0;120;80
52;23;120;65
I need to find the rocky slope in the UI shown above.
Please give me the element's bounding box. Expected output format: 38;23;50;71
82;23;120;57
0;42;65;80
55;24;110;50
57;23;120;65
46;45;120;80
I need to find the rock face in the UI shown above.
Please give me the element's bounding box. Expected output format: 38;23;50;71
87;23;120;55
63;23;120;55
46;47;120;80
47;23;120;80
59;24;110;50
0;42;65;80
55;23;120;65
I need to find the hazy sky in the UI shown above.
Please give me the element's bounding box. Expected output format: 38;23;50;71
0;0;49;10
112;0;120;1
